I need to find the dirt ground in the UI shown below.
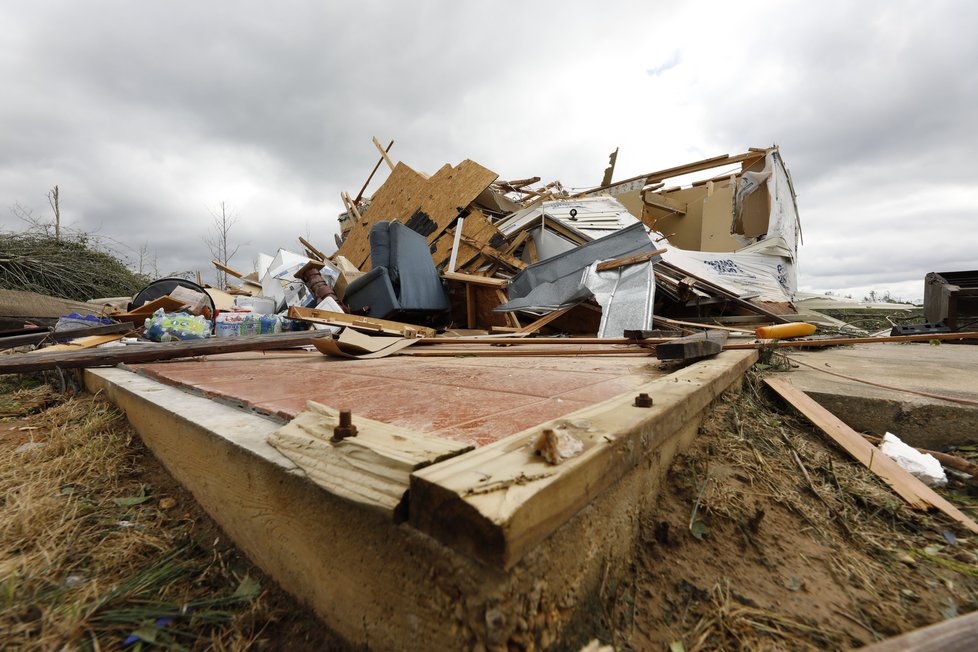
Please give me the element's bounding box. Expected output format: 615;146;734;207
3;368;977;650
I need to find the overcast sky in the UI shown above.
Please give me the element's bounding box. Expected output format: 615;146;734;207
2;1;975;302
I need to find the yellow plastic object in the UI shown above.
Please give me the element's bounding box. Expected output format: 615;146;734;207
755;322;817;340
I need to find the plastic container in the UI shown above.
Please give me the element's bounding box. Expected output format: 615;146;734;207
214;311;261;337
754;322;817;340
144;309;211;342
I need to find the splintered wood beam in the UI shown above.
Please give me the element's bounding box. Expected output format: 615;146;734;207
268;401;472;518
298;236;326;261
372;136;395;171
410;350;758;568
355;139;394;203
763;376;978;534
595;249;667;273
656;329;728;362
212;260;244;279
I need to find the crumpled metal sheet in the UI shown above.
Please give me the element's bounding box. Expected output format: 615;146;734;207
583;261;656;338
497;222;656;313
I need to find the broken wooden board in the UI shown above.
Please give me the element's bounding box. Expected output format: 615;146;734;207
336;160;498;271
763;376;978;534
37;333;128;352
441;272;508;288
287;306;436;338
313;328;419;360
656;329;728;362
0;331;335;374
595;248;667;273
429;208;505;271
113;296;188;323
410;349;758;568
268;401;472;518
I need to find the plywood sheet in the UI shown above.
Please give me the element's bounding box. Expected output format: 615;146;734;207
336;160;498;271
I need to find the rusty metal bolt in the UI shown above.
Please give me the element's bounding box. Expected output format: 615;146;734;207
332;409;358;441
634;392;654;408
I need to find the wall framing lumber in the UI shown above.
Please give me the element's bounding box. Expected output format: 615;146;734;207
409;349;758;568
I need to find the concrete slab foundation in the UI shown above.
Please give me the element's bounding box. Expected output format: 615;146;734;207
86;349;756;650
782;343;978;449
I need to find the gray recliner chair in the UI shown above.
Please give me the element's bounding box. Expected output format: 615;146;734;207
343;221;451;326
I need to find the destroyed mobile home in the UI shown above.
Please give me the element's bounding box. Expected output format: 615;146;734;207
3;144;978;650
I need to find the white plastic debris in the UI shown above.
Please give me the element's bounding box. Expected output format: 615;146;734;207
879;432;948;487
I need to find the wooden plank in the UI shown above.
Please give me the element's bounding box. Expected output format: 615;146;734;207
287;306;436;338
34;333;126;352
656;329;728;362
336;160;498;271
595;248;667;273
526;236;538;264
578;151;766;196
401;348;651;358
268;401;471;517
372;136;395;171
858;609;978;652
415;336;674;345
410;349;758;568
497;290;521;329
441;272;508;288
655;316;754;334
298;236;326;261
212;259;245;279
514;306;573;334
0;331;336;374
355;139;394;203
763;376;978;533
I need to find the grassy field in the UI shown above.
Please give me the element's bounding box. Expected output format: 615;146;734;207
0;374;348;651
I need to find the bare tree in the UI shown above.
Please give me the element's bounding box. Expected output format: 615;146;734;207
10;185;65;239
137;241;159;279
204;202;241;289
47;185;61;241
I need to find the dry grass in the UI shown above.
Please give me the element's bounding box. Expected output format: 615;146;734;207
0;379;280;650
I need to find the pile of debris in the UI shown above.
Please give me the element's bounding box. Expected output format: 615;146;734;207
2;143;976;373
